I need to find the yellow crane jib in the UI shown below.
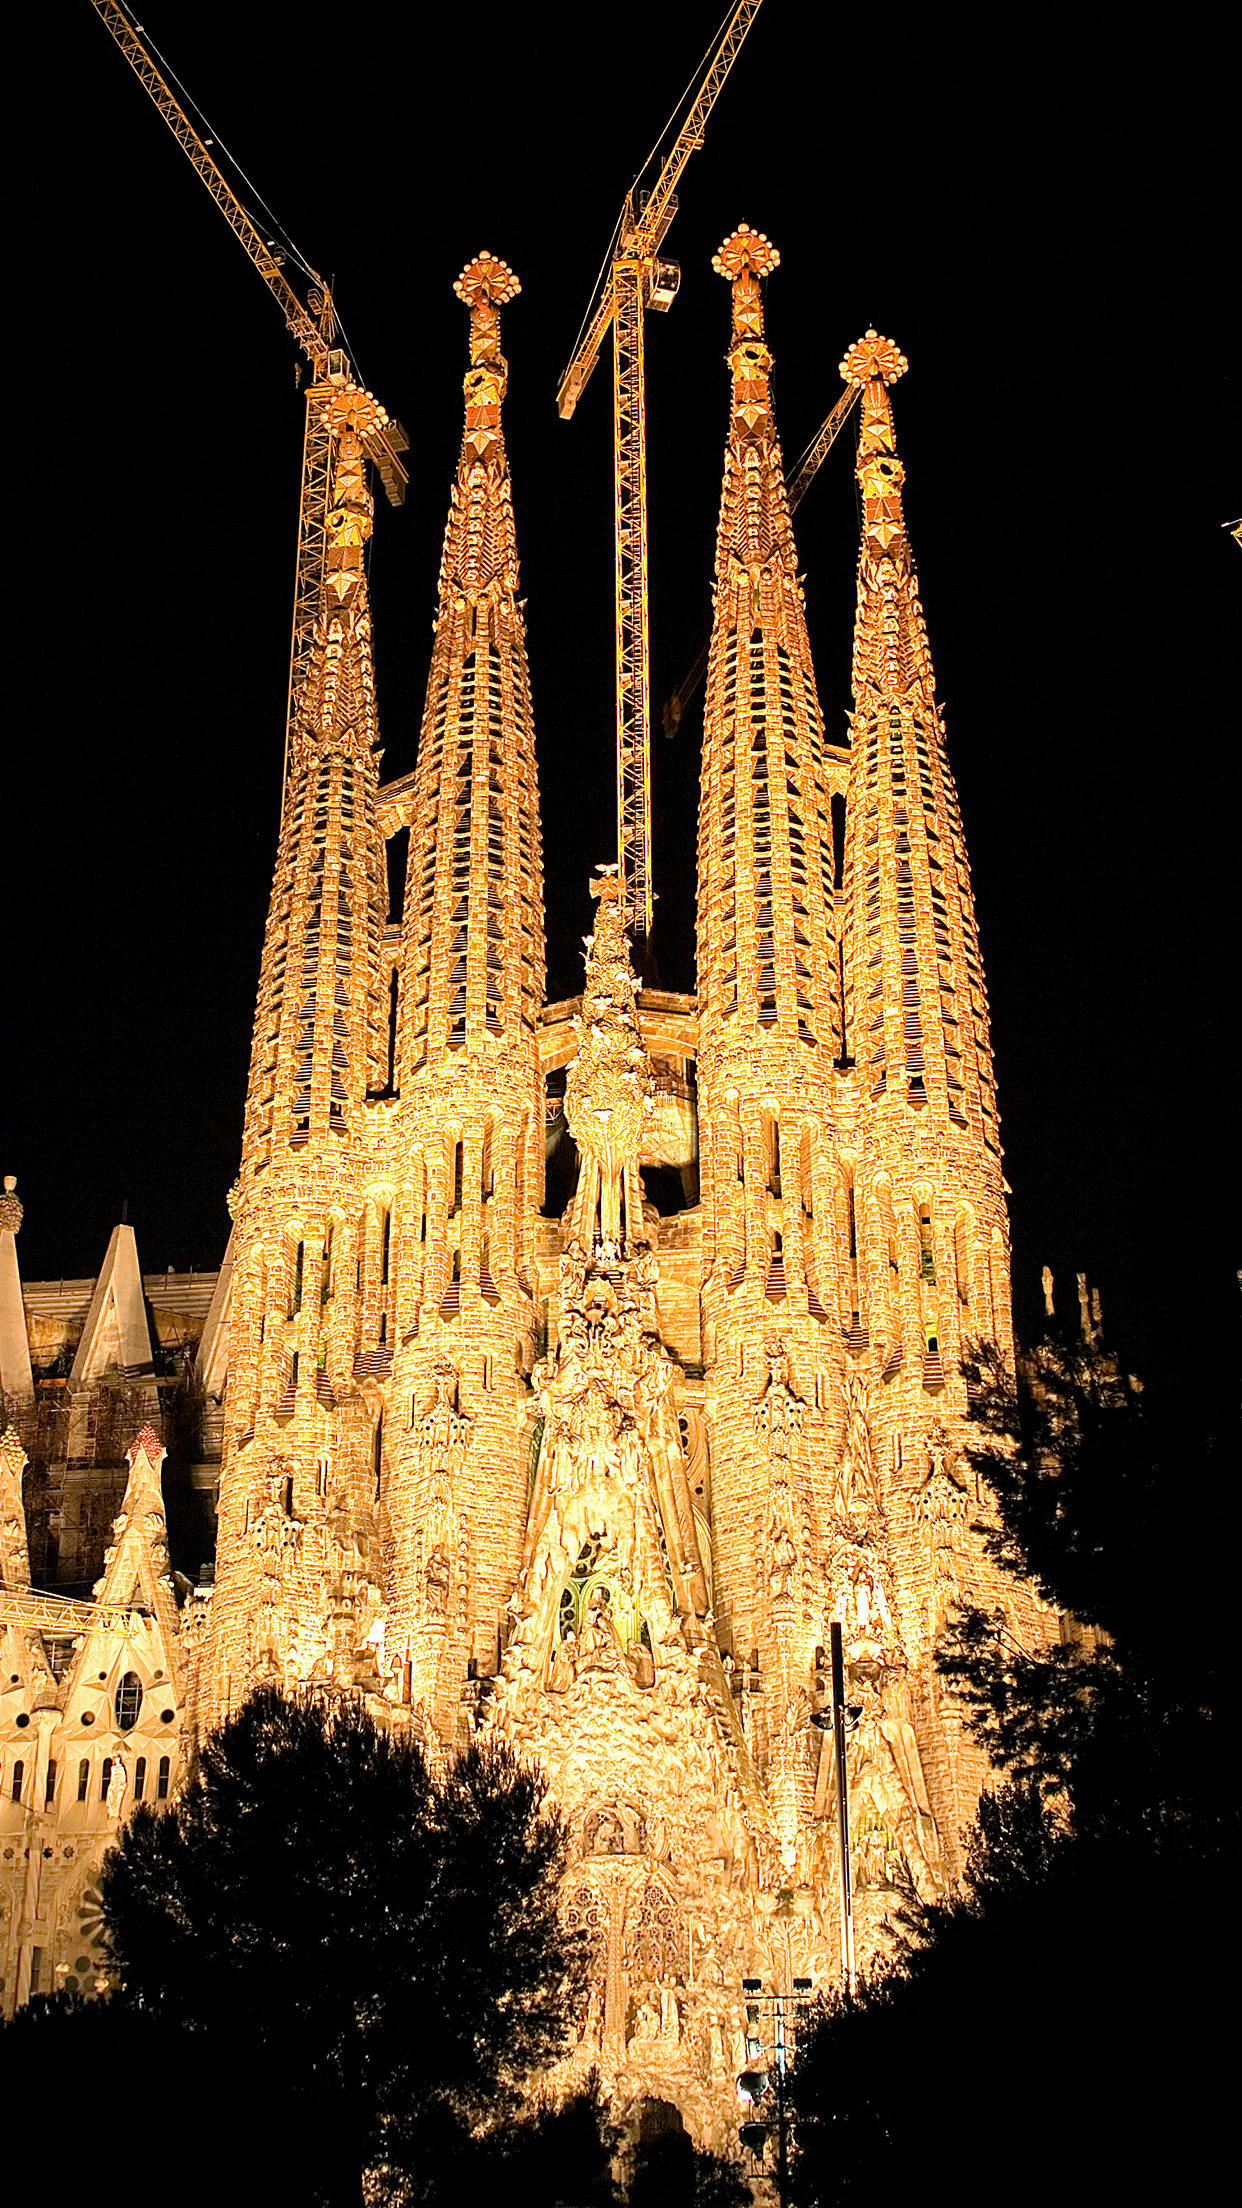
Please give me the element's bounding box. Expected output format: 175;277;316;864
92;0;409;793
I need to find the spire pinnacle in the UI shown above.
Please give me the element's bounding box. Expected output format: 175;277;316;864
697;226;841;1065
454;250;520;363
713;223;779;342
454;253;520;464
840;331;934;700
398;249;542;1071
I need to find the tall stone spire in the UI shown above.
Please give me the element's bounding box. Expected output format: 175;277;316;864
696;229;846;1853
381;257;546;1741
839;332;997;1146
210;387;396;1726
398;252;543;1076
241;391;391;1177
697;226;839;1063
839;330;1011;1398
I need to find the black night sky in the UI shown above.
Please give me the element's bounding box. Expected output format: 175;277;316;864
5;4;1236;1410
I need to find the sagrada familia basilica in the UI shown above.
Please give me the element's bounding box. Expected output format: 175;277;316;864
1;227;1046;2146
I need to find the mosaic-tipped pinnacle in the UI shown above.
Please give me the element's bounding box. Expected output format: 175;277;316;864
453;250;521;308
840;330;908;388
712;223;780;281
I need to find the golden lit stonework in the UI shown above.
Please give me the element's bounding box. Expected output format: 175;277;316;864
2;229;1041;2163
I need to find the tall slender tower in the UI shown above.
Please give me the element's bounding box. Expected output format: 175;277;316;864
383;255;545;1748
839;330;1011;1408
209;377;392;1723
834;331;1018;1872
696;228;846;1867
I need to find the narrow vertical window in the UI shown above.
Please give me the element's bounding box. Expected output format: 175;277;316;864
44;1759;56;1807
954;1213;971;1309
157;1756;171;1801
77;1759;89;1802
10;1760;23;1803
134;1757;147;1802
513;1112;528;1277
100;1758;112;1803
29;1947;42;1996
114;1673;143;1732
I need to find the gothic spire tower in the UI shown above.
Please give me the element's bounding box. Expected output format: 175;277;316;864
695;228;846;1867
397;251;543;1080
382;256;545;1744
838;331;1011;1408
210;381;394;1722
832;334;1017;1874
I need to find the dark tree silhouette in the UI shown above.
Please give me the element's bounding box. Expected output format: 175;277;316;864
33;1690;588;2204
629;2132;753;2208
790;1330;1240;2206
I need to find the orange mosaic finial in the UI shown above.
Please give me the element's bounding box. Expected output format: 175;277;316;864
128;1423;165;1466
454;250;520;367
841;331;911;552
713;223;779;341
839;330;908;388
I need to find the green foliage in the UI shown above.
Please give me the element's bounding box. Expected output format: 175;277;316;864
478;2071;624;2206
16;1690;588;2205
790;1332;1240;2203
629;2131;753;2208
942;1337;1234;1864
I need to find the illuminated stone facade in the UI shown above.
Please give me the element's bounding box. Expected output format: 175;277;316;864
1;239;1045;2150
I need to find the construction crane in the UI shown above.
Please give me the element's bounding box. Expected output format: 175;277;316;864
662;379;861;737
91;0;408;789
557;0;764;940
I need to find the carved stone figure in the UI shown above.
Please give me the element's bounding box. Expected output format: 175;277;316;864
848;1673;943;1900
424;1544;450;1619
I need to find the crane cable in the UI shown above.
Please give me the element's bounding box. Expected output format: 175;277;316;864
111;1;372;386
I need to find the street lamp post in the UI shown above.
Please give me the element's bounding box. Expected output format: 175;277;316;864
830;1620;856;2002
736;1974;813;2207
808;1619;857;2003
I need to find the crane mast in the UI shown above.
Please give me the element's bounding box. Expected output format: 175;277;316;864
558;0;764;938
91;0;408;790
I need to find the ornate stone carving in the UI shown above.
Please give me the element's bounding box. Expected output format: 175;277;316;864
910;1430;972;1636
